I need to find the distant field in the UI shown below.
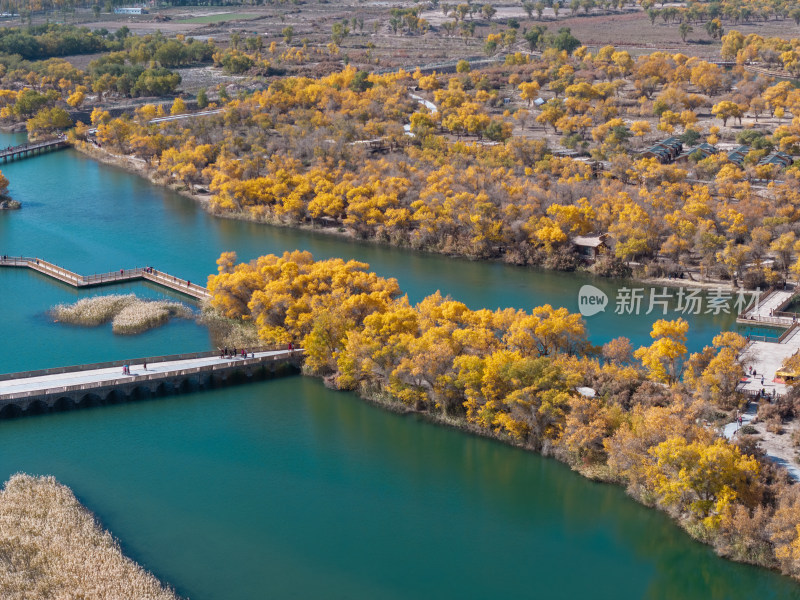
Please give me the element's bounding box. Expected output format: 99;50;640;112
177;13;258;24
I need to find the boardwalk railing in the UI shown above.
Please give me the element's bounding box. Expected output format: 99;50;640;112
742;314;794;327
778;323;800;344
740;321;800;345
736;286;800;330
745;334;781;343
0;255;210;300
737;285;776;319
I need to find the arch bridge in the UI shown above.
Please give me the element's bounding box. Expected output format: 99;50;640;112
0;347;303;418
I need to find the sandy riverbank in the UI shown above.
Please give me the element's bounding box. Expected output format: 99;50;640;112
641;276;739;290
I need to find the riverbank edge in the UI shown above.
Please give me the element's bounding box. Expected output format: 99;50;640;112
313;369;795;583
69;142;784;577
0;473;181;599
71;142;744;292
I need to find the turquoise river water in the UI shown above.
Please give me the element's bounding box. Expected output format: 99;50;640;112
0;137;798;599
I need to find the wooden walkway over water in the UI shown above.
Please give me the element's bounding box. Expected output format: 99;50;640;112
0;256;210;300
0;136;70;163
0;347;304;416
736;287;798;329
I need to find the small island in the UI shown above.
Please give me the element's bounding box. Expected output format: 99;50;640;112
51;294;193;335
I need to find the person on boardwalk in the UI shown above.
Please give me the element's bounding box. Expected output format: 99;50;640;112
143;360;147;371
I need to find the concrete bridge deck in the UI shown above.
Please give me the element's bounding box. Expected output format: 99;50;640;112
0;255;210;300
0;347;303;416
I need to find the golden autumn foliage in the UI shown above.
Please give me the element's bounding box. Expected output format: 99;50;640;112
62;27;800;282
209;249;800;578
634;318;689;384
646;437;759;529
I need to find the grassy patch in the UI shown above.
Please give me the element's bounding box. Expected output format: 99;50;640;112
0;474;180;599
52;294;193;335
177;13;258;24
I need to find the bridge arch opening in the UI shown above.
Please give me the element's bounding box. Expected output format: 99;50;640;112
0;404;22;419
53;397;76;412
78;393;104;408
26;399;48;414
130;386;152;401
105;390;123;405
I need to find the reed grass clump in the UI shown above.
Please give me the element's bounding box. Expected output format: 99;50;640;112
0;473;180;600
197;303;261;348
52;294;193;334
112;301;193;335
52;294;137;326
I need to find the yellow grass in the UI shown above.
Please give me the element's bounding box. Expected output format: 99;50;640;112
0;473;180;600
51;294;136;326
52;294;193;334
112;301;193;335
197;305;261;348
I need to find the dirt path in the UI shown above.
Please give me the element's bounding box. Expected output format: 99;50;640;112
724;400;800;481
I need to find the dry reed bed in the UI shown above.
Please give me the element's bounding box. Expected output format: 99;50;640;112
197;305;261;348
0;473;180;600
51;294;193;334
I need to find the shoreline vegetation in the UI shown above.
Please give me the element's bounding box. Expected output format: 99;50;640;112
0;473;180;600
51;294;193;335
4;12;800;595
206;249;800;584
70;140;749;291
0;168;15;209
60;31;800;293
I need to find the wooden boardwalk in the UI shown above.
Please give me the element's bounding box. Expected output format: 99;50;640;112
0;255;211;300
0;136;70;163
0;347;304;416
736;287;798;329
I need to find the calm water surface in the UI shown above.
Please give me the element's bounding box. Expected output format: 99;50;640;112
0;139;797;598
0;144;743;365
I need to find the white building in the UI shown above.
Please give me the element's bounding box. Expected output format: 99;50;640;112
114;7;148;14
